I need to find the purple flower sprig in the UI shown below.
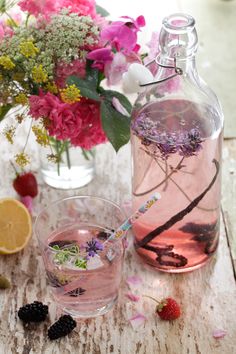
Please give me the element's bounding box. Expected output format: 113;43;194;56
132;116;203;159
85;238;104;258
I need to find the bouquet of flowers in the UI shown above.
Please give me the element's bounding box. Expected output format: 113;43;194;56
0;0;147;169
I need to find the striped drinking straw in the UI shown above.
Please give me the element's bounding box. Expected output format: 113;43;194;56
105;192;161;243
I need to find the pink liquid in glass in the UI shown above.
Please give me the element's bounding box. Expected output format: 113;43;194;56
131;99;222;272
44;225;124;317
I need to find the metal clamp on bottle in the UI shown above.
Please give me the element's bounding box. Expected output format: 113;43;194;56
140;54;183;87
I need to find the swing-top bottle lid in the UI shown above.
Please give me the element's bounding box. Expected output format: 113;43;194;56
159;13;198;59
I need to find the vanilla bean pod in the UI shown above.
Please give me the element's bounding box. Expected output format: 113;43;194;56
137;159;220;248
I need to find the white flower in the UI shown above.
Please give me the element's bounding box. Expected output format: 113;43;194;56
122;63;154;93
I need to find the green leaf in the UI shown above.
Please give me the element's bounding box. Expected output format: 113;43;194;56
101;100;131;152
96;4;110;17
102;90;132;114
0;104;12;122
85;60;100;86
67;75;100;101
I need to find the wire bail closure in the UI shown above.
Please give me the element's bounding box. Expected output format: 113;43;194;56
140;54;183;87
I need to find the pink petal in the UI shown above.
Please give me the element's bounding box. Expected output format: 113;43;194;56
126;275;143;287
87;48;113;62
112;97;129;117
125;292;140;302
123;237;129;249
135;15;146;28
129;313;147;329
20;196;33;214
212;329;227;339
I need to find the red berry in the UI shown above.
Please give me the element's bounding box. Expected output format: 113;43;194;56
156;297;181;320
13;172;38;198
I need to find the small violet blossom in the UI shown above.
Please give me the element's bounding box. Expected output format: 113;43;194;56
132;115;203;159
86;238;104;257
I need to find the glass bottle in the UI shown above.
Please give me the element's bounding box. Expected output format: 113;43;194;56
131;13;223;273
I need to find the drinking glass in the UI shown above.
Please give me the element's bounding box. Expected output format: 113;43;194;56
35;196;126;318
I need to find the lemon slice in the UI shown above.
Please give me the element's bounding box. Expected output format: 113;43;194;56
0;198;32;254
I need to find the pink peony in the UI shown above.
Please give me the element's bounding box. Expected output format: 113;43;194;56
29;92;107;149
48;103;82;140
58;0;96;18
29;91;61;119
56;60;86;88
18;0;58;18
70;98;107;149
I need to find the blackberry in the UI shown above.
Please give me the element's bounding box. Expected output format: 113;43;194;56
48;315;76;340
18;301;48;323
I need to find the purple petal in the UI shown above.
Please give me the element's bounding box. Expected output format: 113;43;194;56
125;292;140;302
212;329;227;339
112;97;129;117
126;275;143;287
129;313;147;329
20;196;33;214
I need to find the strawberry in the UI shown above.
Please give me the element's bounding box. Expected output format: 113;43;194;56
144;295;181;321
156;297;181;320
13;172;38;198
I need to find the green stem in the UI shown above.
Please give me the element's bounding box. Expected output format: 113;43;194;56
5;11;18;27
81;148;90;161
25;14;30;27
55;140;61;176
65;143;71;170
23;119;33;152
143;295;160;304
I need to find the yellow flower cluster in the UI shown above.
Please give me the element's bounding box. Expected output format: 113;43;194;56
46;82;58;94
19;41;39;58
32;126;49;147
15;153;30;167
0;56;15;70
15;93;28;105
60;85;81;104
3;126;16;145
32;65;48;83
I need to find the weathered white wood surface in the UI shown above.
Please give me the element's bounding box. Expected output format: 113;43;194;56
0;139;236;354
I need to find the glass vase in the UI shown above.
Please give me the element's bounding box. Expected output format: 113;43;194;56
131;13;224;273
40;145;95;189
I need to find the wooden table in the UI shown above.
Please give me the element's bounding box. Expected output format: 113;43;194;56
0;139;235;354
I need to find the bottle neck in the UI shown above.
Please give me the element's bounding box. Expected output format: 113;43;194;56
157;13;198;77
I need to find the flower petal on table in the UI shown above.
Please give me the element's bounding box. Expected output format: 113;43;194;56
129;313;147;329
125;292;140;302
126;275;143;287
212;329;227;339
